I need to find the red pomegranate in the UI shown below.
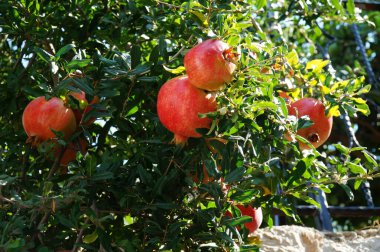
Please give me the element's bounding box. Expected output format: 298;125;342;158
287;98;333;150
225;205;263;234
184;39;238;91
67;91;100;126
22;96;77;145
157;76;217;145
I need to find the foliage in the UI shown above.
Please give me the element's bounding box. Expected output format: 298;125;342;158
0;0;379;251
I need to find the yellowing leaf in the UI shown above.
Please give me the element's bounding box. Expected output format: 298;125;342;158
351;97;366;104
163;65;186;74
309;79;318;86
289;88;301;99
327;105;340;117
305;59;329;73
321;86;331;95
331;80;349;91
286;50;299;67
189;10;208;27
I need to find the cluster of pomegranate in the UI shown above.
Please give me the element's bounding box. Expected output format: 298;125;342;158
157;39;263;234
282;93;333;150
22;90;99;167
157;39;238;145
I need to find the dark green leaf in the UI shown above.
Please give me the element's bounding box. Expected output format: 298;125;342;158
55;44;75;59
339;184;354;201
224;167;246;183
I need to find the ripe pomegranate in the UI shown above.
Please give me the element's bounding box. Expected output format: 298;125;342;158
225;205;263;234
287;98;333;150
22;96;77;145
184;39;238;91
157;76;217;145
67;91;100;126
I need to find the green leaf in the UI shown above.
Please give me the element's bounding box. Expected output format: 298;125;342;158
347;0;355;15
347;162;367;175
0;175;16;186
72;78;95;96
297;116;313;130
333;143;349;155
355;103;370;116
354;179;363;190
339;184;354;201
299;0;308;11
83;230;98;244
224;167;246;183
362;151;378;167
5;238;25;249
34;47;53;62
223;215;252;226
330;0;345;14
250;101;278;112
292;192;321;208
55;44;75;59
66;59;92;69
56;214;75;228
287;159;308;186
130;64;150;75
126;105;139;116
153;202;177;209
255;0;267;9
137;76;159;82
279;97;288;117
91;171;114;181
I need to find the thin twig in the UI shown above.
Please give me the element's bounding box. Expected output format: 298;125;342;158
168;34;194;63
47;145;66;180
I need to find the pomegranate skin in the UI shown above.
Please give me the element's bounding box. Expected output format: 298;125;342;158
22;96;77;142
225;205;263;234
157;76;217;144
288;98;333;150
184;39;236;91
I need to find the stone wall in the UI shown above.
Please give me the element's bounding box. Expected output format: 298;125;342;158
253;225;380;252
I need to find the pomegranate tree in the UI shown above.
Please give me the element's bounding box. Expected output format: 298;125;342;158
157;76;217;145
22;96;77;145
225;205;263;234
287;98;333;150
184;39;238;91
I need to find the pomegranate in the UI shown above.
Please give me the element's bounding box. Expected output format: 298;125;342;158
287;98;333;150
67;91;100;126
22;96;77;145
184;39;238;91
157;76;217;145
225;205;263;234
